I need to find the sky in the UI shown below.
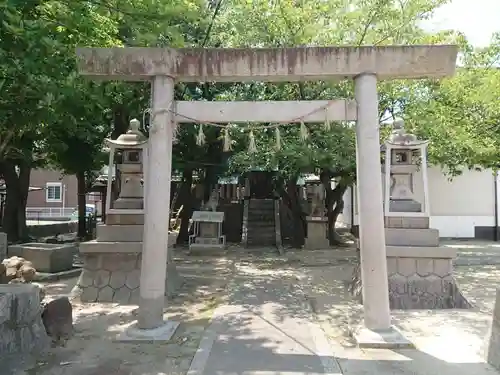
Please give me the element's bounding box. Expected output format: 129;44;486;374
425;0;500;47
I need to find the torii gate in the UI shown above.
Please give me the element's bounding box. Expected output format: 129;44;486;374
76;45;458;345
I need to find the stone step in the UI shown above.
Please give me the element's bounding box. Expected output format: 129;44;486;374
386;245;457;258
97;224;143;242
80;241;143;254
384;216;429;229
247;236;276;245
248;213;274;218
249;206;274;210
247;228;274;233
247;240;277;246
385;228;439;247
247;232;275;238
106;214;144;225
247;222;275;227
247;230;275;235
80;234;177;254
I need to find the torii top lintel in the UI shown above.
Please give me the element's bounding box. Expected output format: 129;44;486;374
76;45;458;82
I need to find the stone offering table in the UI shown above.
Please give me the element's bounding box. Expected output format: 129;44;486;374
189;211;226;254
305;216;330;250
0;284;49;356
8;243;76;273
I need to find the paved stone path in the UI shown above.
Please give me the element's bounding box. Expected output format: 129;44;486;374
188;263;342;375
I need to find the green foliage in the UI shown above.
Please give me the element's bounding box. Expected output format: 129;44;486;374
404;36;500;175
211;0;464;180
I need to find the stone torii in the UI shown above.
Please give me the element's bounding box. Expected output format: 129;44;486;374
76;45;458;346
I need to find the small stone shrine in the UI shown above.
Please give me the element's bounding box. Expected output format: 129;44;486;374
304;183;329;250
189;211;225;254
73;119;180;303
352;119;469;309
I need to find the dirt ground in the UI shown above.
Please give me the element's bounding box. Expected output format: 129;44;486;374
7;254;235;375
5;241;500;375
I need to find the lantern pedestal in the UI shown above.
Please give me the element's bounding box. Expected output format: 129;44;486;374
71;118;182;305
72;214;182;304
383;216;470;309
350;120;471;310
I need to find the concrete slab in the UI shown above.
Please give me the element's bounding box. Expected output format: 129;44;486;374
114;320;179;342
353;326;414;349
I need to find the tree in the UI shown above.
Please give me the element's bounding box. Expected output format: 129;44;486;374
404;35;500;176
207;0;461;246
0;0;209;241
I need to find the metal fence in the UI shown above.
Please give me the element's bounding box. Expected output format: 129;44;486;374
26;207;75;220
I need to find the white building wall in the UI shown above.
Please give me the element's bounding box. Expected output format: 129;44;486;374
340;166;497;238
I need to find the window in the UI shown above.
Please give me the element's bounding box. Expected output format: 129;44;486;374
46;182;62;202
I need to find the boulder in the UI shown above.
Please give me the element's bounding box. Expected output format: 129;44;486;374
18;264;36;282
0;263;5;283
32;283;46;302
41;297;73;344
0;284;50;355
3;256;25;270
5;267;17;282
1;257;38;285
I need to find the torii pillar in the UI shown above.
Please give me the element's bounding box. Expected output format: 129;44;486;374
75;45;458;345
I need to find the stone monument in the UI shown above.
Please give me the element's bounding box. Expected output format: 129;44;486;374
352;119;469;309
305;183;329;250
72;119;180;303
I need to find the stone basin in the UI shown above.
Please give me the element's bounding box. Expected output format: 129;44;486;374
8;242;77;273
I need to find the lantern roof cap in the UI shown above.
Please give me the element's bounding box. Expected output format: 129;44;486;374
107;119;147;148
385;118;428;147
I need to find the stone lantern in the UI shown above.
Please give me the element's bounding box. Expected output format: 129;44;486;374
383;118;430;217
105;118;148;214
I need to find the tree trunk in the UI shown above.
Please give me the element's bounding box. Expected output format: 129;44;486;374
321;170;348;246
76;171;87;239
2;161;21;242
276;177;305;248
177;168;194;245
203;165;215;204
16;162;30;242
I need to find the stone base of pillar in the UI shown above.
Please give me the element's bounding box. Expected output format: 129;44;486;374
71;252;182;304
349;247;471;309
304;217;329;250
114;319;179;342
486;289;500;369
352;326;414;349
